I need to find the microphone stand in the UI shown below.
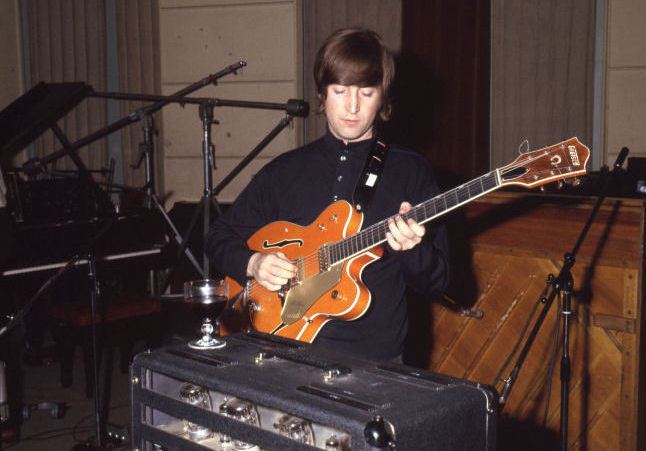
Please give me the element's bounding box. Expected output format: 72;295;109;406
88;92;309;291
0;212;122;450
131;110;156;209
22;61;247;176
131;109;159;295
497;147;630;450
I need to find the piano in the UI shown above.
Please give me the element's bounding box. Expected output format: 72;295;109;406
0;82;166;284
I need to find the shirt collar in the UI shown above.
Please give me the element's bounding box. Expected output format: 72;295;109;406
323;127;377;158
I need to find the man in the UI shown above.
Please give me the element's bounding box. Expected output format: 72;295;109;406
207;28;449;361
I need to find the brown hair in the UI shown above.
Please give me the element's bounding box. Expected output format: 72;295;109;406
313;28;395;120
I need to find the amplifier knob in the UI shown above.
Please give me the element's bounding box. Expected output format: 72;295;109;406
254;351;272;364
364;415;396;449
325;434;340;450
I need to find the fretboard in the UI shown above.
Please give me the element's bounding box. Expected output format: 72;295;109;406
327;171;499;265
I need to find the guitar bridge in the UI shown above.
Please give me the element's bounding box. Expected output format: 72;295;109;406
318;245;331;272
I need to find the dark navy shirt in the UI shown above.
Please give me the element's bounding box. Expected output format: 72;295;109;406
206;131;449;360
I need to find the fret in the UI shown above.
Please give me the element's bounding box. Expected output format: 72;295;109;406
421;201;429;220
448;189;459;208
434;197;444;214
458;185;469;202
412;206;423;223
370;225;379;247
485;172;497;190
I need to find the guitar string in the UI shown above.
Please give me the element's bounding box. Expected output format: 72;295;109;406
243;149;579;297
246;169;530;296
244;171;495;297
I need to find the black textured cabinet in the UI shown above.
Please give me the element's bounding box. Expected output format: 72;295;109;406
130;332;497;450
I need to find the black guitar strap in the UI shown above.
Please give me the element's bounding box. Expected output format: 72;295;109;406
353;138;389;212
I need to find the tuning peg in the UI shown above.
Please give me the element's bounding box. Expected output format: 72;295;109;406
540;185;546;192
517;139;530;155
557;180;565;189
571;177;581;186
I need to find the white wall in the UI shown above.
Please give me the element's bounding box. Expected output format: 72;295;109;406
158;0;302;204
604;0;646;165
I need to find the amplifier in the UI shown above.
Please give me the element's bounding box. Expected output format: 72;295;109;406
130;332;497;450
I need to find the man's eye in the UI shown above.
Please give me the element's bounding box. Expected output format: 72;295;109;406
333;88;346;95
361;90;374;97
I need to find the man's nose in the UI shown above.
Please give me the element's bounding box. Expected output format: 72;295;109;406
347;90;359;114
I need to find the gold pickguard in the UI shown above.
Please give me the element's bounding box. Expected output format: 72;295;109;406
280;264;343;324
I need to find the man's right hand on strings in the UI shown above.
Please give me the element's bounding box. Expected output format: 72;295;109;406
246;252;297;291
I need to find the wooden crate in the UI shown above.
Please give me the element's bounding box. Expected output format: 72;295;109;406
424;191;645;450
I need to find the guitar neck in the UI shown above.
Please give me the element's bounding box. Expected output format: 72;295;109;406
328;171;500;265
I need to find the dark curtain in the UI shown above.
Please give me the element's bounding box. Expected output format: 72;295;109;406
491;0;596;169
25;0;108;172
115;0;161;190
389;0;490;187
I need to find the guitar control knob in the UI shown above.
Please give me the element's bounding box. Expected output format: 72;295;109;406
331;290;339;299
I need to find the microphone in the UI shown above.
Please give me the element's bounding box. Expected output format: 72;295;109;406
203;97;309;117
613;147;629;171
285;99;309;118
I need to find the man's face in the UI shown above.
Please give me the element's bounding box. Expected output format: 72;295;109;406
323;84;382;143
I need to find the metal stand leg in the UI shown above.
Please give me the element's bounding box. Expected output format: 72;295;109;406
560;273;573;450
87;254;103;447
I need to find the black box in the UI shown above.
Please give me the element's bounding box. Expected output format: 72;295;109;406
131;332;497;450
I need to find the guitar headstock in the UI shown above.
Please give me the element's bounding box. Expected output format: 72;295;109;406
498;137;590;189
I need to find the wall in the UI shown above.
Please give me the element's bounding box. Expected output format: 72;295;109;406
0;0;23;111
604;0;646;165
490;0;596;171
158;0;302;204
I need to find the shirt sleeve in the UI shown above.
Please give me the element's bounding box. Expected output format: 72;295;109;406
205;167;273;284
388;156;450;298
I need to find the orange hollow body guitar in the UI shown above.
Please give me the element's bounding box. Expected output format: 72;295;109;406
223;137;591;342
